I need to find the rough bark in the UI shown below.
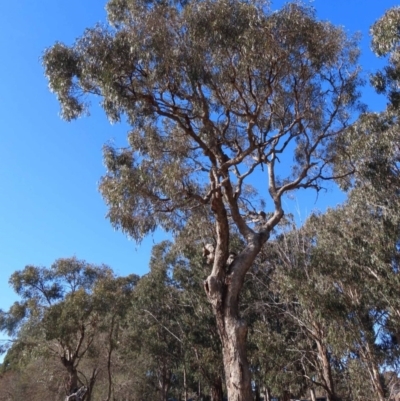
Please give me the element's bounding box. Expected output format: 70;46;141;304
206;274;254;400
220;315;253;401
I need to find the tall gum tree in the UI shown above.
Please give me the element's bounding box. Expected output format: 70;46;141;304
43;1;362;399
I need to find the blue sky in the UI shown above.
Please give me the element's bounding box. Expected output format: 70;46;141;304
0;0;398;331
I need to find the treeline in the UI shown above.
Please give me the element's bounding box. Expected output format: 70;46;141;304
1;142;400;401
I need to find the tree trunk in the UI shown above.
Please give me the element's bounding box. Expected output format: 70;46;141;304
221;317;253;401
206;273;254;401
205;265;255;401
315;340;338;401
61;357;79;396
68;369;79;395
160;383;169;401
84;368;98;401
362;342;385;401
254;382;261;401
65;386;87;401
204;192;274;401
309;387;317;401
158;364;171;401
264;386;271;401
183;365;188;401
211;376;224;401
369;363;385;401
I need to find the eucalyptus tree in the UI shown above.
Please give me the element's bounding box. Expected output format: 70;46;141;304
255;222;345;401
43;0;362;398
284;97;400;399
302;210;390;401
0;258;129;401
88;272;139;401
248;204;397;401
335;4;400;341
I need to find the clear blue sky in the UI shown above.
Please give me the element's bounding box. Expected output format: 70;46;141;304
0;0;397;321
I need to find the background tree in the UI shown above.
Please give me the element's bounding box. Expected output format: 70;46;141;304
0;258;137;401
120;243;184;401
86;272;139;401
43;1;362;398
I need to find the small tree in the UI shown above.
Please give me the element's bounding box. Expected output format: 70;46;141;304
43;1;362;399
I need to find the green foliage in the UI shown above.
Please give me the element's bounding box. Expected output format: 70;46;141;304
43;0;362;244
371;7;400;57
370;7;400;109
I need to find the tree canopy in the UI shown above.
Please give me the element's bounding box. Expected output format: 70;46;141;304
43;0;361;241
42;1;365;399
